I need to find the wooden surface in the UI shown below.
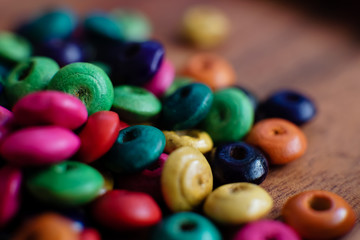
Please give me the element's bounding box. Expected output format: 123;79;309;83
1;0;360;239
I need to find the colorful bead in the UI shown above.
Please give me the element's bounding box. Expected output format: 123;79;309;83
161;146;213;212
144;59;175;97
233;85;258;110
152;212;221;240
246;118;307;164
203;182;273;224
80;228;101;240
0;106;14;144
27;161;104;206
83;12;123;41
182;53;235;90
0;31;31;64
97;168;114;195
282;190;356;240
164;76;193;97
48;62;114;115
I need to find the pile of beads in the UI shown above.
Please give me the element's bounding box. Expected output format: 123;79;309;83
0;6;355;240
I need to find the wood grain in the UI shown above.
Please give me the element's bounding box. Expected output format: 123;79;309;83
1;0;360;239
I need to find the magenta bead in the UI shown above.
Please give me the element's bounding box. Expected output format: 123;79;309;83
0;166;22;227
233;220;300;240
12;90;88;130
0;106;14;144
144;59;175;97
0;126;80;166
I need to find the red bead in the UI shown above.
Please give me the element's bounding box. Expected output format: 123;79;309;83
80;228;101;240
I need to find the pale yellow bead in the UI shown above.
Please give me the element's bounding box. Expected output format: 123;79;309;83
161;146;213;212
203;182;273;224
163;129;213;154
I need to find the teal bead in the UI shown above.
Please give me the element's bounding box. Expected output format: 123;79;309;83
84;13;123;41
27;161;104;206
90;61;111;76
161;83;213;130
164;77;193;98
152;212;222;240
48;62;114;115
200;88;254;143
112;85;161;123
0;32;32;64
104;125;165;173
5;57;59;105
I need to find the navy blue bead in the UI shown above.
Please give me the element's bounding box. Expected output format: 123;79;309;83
211;142;268;185
257;90;316;125
233;85;258;110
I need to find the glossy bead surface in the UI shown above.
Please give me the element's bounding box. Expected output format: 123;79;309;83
163;129;213;154
27;161;104;206
161;83;213;130
48;62;114;115
201;88;254;143
183;53;235;90
112;85;161;123
0;32;32;64
164;76;193;97
282;190;356;240
161;146;213;212
1;126;80;166
152;212;221;240
144;59;175;97
0;106;14;144
246;118;307;164
203;182;273;224
12;90;88;130
233;220;300;240
104;125;165;173
91;190;162;230
84;12;123;41
212;142;268;185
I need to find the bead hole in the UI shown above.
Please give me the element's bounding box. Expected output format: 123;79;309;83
230;146;247;160
122;130;139;142
180;87;191;98
177;130;199;138
202;59;213;70
271;127;286;135
54;164;77;173
180;221;197;231
230;184;249;193
73;86;91;104
286;93;301;102
125;43;141;58
17;61;35;81
309;196;333;211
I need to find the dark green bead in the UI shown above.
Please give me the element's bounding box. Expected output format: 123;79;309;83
0;32;32;64
27;161;104;206
90;61;111;76
84;13;123;41
5;57;59;105
161;83;213;130
104;125;165;173
200;88;254;144
152;212;222;240
164;77;193;98
48;62;114;115
112;85;161;123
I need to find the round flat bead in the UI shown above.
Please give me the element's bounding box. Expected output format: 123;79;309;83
91;190;162;230
164;76;193;97
104;125;165;173
0;32;32;64
282;190;356;240
182;5;230;49
84;12;123;41
0;166;22;227
27;161;104;206
0;106;14;144
112;85;161;123
233;220;300;240
5;57;60;105
183;53;235;90
246;118;307;164
48;62;114;115
211;142;268;185
161;83;213;130
203;182;273;224
161;146;213;212
163;129;213;154
152;212;221;240
233;85;258;110
200;88;254;144
144;59;175;98
0;126;80;166
80;228;101;240
12;90;88;130
76;111;120;164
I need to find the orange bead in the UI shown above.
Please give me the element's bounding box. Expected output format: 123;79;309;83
12;213;79;240
182;53;235;90
282;190;356;240
245;118;307;164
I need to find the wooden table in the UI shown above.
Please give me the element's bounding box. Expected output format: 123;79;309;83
1;0;360;239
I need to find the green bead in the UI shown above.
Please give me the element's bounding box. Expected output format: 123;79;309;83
200;88;254;143
0;32;32;64
90;61;111;76
5;57;59;105
48;62;114;115
84;13;123;41
27;161;104;206
152;212;222;240
112;85;161;123
164;77;193;98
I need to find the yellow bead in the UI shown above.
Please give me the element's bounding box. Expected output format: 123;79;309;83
182;5;230;49
203;182;273;224
161;146;213;212
98;169;114;195
163;129;213;154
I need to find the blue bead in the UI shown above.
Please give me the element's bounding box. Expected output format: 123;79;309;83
211;142;268;185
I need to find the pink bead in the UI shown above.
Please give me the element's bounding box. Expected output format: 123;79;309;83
0;106;15;144
0;126;80;166
233;220;300;240
144;59;175;97
12;90;88;130
0;166;22;227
